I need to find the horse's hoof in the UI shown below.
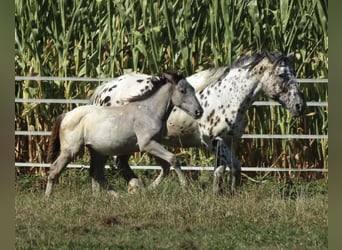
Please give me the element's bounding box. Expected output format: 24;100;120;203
107;190;120;198
127;178;144;193
180;180;188;187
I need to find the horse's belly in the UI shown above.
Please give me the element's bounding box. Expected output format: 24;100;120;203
84;118;139;155
198;114;248;145
86;134;139;156
164;108;202;147
163;131;202;148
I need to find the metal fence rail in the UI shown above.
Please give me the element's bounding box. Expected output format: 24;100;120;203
14;130;328;140
15;76;328;173
14;162;328;172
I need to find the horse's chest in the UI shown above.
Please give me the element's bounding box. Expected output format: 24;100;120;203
197;88;249;140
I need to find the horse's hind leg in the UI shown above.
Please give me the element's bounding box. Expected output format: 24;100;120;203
89;149;118;198
45;153;72;198
116;155;144;193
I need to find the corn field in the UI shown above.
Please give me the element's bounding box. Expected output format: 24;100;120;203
15;0;328;180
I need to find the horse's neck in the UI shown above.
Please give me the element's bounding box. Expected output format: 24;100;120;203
187;66;229;93
139;83;174;121
220;68;263;110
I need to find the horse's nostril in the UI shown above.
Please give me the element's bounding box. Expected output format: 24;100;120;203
196;109;203;117
295;103;306;115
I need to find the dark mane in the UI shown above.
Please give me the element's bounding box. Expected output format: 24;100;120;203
231;50;286;70
202;51;287;83
125;76;165;102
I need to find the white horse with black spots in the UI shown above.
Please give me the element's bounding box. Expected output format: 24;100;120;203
90;50;306;194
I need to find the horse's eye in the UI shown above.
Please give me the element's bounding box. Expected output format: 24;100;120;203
180;88;187;94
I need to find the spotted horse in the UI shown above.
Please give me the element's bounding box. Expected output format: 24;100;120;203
90;50;306;194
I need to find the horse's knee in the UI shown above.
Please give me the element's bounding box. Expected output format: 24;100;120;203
169;154;179;168
213;165;225;194
47;165;60;181
214;165;225;178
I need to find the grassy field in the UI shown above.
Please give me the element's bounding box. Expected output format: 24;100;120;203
16;170;328;249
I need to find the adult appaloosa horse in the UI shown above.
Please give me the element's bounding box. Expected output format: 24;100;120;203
45;70;203;198
90;50;306;194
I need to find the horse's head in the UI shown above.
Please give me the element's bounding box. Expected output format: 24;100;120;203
257;51;307;117
159;70;203;119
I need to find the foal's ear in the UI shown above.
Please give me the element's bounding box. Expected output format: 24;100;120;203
151;75;166;86
286;52;295;62
162;70;184;85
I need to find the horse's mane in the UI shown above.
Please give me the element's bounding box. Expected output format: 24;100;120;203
231;50;286;70
124;76;165;102
212;50;286;80
193;51;287;93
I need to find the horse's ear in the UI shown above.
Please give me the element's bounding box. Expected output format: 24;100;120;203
151;75;166;86
287;52;295;62
162;70;184;84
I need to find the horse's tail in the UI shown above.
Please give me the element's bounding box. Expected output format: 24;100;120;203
47;114;65;163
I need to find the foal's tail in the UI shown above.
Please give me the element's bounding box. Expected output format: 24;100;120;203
47;114;65;163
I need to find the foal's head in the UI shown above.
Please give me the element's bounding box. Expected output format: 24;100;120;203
247;51;307;116
158;70;203;119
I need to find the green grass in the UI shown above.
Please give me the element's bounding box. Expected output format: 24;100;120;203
16;171;328;249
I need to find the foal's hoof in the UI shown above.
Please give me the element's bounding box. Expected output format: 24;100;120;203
127;178;144;193
107;190;120;198
180;178;188;187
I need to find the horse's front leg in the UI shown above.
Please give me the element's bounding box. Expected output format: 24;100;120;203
140;140;187;187
116;155;144;193
149;156;171;188
213;138;241;194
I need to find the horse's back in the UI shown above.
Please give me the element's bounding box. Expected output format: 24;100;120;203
91;73;153;106
61;105;96;128
58;106;98;151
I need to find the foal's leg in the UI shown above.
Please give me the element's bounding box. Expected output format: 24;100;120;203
116;155;144;193
149;156;171;188
89;149;118;198
141;140;187;186
45;152;72;198
213;138;241;194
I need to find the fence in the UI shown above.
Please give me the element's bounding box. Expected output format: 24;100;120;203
15;76;328;173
